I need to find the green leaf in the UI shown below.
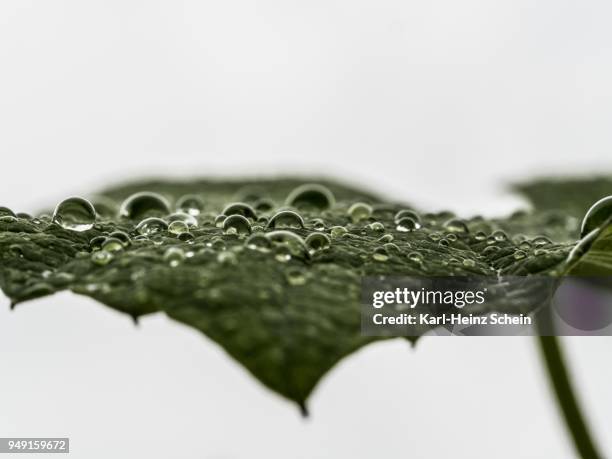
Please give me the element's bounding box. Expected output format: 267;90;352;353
0;177;594;410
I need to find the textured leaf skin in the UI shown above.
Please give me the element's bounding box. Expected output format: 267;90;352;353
0;177;586;409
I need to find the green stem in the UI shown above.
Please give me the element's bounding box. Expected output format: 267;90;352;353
536;324;601;459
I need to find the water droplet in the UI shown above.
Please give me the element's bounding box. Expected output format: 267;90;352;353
215;215;226;228
101;237;124;253
309;218;326;231
210;238;226;251
482;246;500;256
348;202;372;223
396;217;420;232
428;232;441;242
372;247;389;262
164;247;185;267
91;251;113;265
438;238;450;247
89;235;107;251
223;214;252;236
265;230;310;260
492;230;508;242
394;209;420;224
254;198;275;212
519;241;532;251
285;184;335;210
217;251;237;265
178;232;195;242
222;202;257;219
136;217;168;236
383;243;401;254
0;207;16;218
446;233;458;242
16;212;32;219
119;192;170;219
330;226;348;238
176;195;204;216
532;236;552;247
407;251;423;263
513;250;527;260
109;230;131;245
305;232;331;252
378;234;394;243
266;210;305;230
367;222;385;233
444;218;469;234
169;220;190;236
474;231;487;241
167;212;198;227
285;267;307;285
52;197;96;232
245;234;272;251
534;248;549;256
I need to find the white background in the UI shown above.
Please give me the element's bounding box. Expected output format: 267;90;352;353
1;1;612;458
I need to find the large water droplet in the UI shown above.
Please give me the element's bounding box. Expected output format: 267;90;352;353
348;202;372;223
167;212;198;227
396;217;420;232
223;214;252;235
444;218;469;234
222;202;257;219
164;247;185;267
285;184;335;210
394;209;420;223
0;207;16;218
245;234;272;251
119;192;171;219
330;226;348;238
101;237;125;253
254;198;275;212
372;247;389;262
265;230;310;260
168;220;190;236
266;210;305;230
176;195;204;216
581;196;612;237
285;267;308;285
52;197;96;232
136;217;168;236
91;251;113;266
305;232;331;252
109;230;131;245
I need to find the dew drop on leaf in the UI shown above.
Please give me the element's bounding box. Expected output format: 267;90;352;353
168;220;190;236
136;217;168;236
52;197;96;232
285;184;335;211
330;226;348;238
305;232;331;252
91;250;113;266
119;192;171;220
266;210;305;230
223;214;252;236
176;194;204;216
444;218;469;234
222;202;257;219
394;209;420;224
348;202;372;223
101;237;124;253
164;247;185;267
396;217;420;232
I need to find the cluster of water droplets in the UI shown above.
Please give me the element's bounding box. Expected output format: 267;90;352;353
8;185;612;280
